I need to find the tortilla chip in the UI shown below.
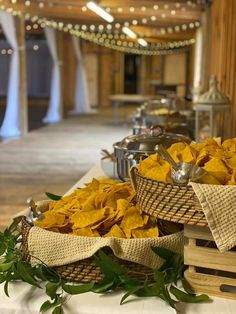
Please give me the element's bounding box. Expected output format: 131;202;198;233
132;227;159;238
71;208;106;229
35;211;66;229
203;157;229;184
104;224;126;238
120;206;145;231
72;227;100;237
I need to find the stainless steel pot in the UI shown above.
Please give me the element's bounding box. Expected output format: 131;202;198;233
113;126;190;181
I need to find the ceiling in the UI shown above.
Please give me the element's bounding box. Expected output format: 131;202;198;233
1;1;203;38
0;0;205;53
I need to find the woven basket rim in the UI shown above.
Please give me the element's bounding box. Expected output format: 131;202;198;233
134;167;193;190
134;167;208;226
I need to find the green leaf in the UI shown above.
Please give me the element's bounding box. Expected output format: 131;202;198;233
62;282;94;295
181;279;195;295
16;262;41;288
0;274;6;284
4;276;10;297
40;295;63;312
170;285;210;303
94;250;127;277
33;266;48;281
46;281;61;298
122;277;142;290
52;306;64;314
40;300;54;312
120;286;141;305
0;261;13;272
45;192;62;201
134;283;160;298
164;268;179;285
92;277;115;293
41;265;60;281
153;270;165;285
0;241;6;256
162;285;176;309
151;246;178;261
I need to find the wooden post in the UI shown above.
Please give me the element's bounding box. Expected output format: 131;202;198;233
62;33;76;113
56;30;64;119
201;6;211;93
138;55;147;94
15;16;28;135
210;0;236;136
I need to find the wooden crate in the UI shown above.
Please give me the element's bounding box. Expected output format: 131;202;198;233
184;224;236;300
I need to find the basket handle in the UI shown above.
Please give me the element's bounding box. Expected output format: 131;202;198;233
129;166;138;191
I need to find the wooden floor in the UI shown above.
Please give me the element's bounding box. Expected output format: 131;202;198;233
0;107;133;230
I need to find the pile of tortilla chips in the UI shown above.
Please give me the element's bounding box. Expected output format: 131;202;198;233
139;137;236;185
34;178;158;239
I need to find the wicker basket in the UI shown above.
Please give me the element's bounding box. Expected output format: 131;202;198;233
21;217;156;284
132;167;207;227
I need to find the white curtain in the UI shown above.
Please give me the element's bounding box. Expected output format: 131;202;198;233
71;36;92;114
193;27;203;102
43;26;61;123
0;11;20;137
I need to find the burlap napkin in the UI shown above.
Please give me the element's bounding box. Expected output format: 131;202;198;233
28;226;183;269
190;183;236;253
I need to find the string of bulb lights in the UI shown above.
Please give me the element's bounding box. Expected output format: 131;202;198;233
0;1;200;55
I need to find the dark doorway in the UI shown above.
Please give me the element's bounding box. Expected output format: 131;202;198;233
124;54;140;94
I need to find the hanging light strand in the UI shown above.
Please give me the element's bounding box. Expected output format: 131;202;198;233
0;4;196;55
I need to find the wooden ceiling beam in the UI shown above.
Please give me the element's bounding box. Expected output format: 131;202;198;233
2;0;201;21
0;0;199;42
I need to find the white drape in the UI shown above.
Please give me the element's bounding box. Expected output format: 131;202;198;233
193;27;203;102
71;36;92;114
0;12;20;137
43;26;61;123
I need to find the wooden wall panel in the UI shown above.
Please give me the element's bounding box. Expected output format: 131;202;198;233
62;33;76;113
15;16;28;135
99;49;114;107
210;0;236;135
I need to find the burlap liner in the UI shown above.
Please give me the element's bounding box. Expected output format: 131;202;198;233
190;183;236;253
27;199;183;269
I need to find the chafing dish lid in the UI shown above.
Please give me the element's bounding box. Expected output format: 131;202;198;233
114;126;190;153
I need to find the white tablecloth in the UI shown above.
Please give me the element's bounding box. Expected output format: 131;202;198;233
1;276;236;314
1;164;236;313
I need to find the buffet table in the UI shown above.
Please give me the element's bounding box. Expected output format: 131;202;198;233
1;164;236;314
109;94;153;125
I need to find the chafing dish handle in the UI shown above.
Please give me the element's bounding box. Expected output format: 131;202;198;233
129;166;138;191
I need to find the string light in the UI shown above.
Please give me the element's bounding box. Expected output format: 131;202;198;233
0;2;198;56
138;38;148;47
33;44;39;51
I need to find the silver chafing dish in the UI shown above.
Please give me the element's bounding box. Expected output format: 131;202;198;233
113;126;190;181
